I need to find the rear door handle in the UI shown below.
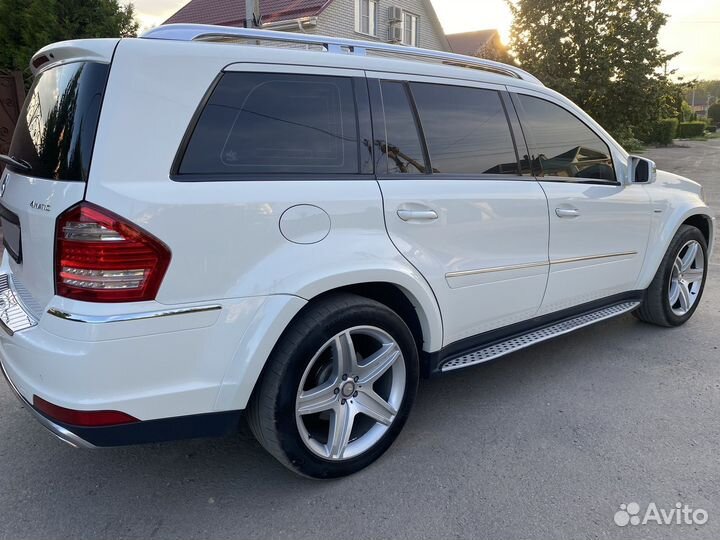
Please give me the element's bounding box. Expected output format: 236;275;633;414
555;207;580;218
397;209;438;222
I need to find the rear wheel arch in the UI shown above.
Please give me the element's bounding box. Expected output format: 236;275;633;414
246;280;438;410
296;280;439;355
296;273;443;353
311;283;424;356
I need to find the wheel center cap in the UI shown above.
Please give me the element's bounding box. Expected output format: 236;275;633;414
340;381;356;398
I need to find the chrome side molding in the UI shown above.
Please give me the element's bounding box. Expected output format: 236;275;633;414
47;305;222;324
446;260;548;279
445;251;639;281
551;251;638;266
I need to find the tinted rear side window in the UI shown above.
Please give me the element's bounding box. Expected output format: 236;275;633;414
179;73;360;176
410;83;519;175
517;95;616;182
9;62;109;181
379;81;428;174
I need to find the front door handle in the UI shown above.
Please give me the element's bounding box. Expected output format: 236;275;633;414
555;207;580;218
397;209;439;222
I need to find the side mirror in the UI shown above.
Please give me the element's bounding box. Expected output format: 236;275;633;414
628;155;657;184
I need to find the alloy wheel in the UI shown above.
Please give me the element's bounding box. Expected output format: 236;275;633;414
295;326;406;461
668;239;705;316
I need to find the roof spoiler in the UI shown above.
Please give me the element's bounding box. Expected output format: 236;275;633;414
30;38;119;76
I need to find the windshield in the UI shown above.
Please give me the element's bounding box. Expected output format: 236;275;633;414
8;61;109;181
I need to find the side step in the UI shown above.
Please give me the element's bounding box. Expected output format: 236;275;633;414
440;301;640;372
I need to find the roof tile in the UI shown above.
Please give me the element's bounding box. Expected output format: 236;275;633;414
165;0;330;26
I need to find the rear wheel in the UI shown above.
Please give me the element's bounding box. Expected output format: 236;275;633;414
635;225;708;327
248;293;419;478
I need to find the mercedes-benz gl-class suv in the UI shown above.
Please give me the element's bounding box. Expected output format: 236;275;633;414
0;25;714;478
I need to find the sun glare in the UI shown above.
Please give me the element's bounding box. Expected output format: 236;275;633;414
430;0;513;43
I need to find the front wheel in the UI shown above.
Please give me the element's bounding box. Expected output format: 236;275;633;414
635;224;708;327
247;293;419;478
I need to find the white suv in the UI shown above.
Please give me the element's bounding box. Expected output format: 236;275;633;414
0;25;714;478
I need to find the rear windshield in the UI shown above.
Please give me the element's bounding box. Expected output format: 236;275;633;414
9;61;109;181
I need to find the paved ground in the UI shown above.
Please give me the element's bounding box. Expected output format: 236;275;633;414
1;141;719;540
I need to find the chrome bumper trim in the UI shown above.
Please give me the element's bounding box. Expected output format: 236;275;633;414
0;358;95;449
0;274;37;336
47;304;222;324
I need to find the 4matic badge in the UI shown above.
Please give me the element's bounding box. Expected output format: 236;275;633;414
30;200;51;212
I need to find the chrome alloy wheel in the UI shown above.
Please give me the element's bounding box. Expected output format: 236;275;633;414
668;239;705;316
295;326;406;461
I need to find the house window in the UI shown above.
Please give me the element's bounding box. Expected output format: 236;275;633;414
402;12;419;46
356;0;379;37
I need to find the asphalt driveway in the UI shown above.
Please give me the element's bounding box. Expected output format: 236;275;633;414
0;141;719;540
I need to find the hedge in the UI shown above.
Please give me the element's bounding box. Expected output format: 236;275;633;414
677;121;706;138
652;118;678;145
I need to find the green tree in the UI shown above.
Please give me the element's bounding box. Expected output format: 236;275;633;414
507;0;680;141
708;102;720;124
684;81;720;107
0;0;138;80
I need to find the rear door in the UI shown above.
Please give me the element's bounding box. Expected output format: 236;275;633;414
371;74;550;346
510;91;652;315
0;45;114;312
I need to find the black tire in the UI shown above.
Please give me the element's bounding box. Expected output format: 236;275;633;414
634;224;708;327
247;293;419;478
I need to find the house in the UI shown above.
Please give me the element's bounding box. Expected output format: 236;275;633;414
446;29;509;62
165;0;450;51
691;104;707;119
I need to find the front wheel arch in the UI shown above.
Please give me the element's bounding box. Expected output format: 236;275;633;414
636;209;714;291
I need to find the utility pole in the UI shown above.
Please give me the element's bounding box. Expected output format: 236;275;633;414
246;0;260;28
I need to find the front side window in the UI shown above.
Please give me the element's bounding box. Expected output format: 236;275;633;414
410;83;519;175
178;73;360;176
517;94;616;182
402;13;419;46
357;0;378;36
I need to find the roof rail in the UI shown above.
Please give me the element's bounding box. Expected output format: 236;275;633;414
141;24;543;85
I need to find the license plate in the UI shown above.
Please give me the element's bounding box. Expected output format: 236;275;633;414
0;204;22;263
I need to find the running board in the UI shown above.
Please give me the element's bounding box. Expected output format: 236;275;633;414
440;301;640;372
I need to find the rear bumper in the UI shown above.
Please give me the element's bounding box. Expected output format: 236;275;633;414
2;357;243;446
0;267;306;446
0;357;95;448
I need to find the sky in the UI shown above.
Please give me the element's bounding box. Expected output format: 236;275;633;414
125;0;720;80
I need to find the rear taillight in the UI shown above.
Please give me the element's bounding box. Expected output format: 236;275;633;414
55;202;171;303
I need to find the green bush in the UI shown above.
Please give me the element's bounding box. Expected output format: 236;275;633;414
677;121;706;138
612;126;644;151
635;118;677;145
708;103;720;124
652;118;678;145
707;125;717;133
617;136;645;152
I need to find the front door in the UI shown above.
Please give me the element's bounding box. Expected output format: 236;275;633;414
511;92;652;315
